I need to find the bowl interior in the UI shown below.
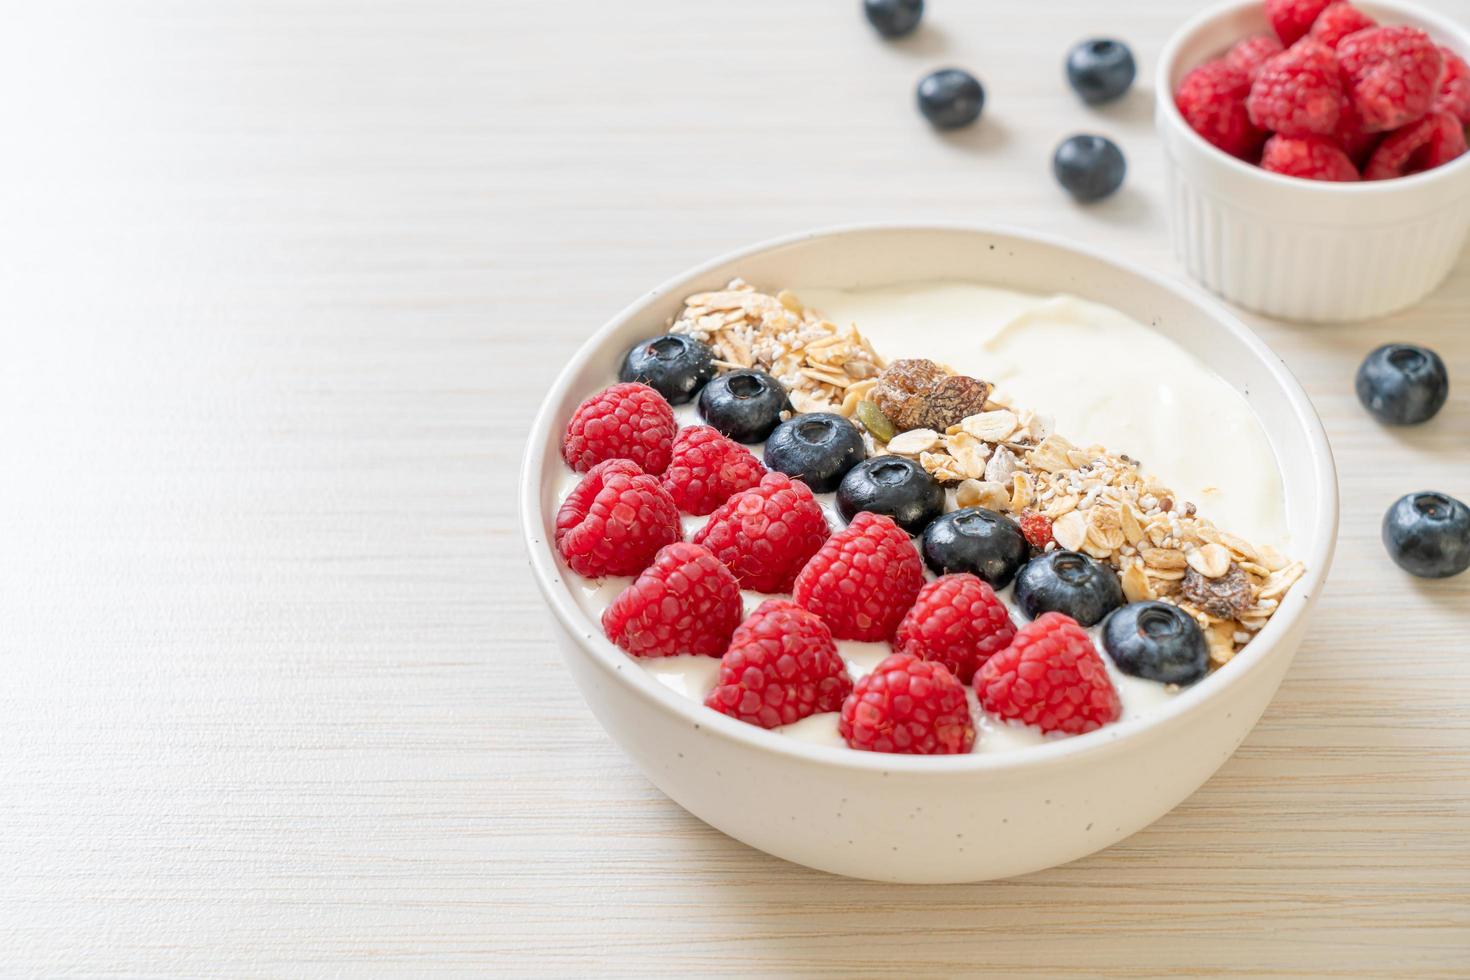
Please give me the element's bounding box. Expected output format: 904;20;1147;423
523;224;1338;768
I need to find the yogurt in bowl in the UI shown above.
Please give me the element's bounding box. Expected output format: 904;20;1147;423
521;224;1337;882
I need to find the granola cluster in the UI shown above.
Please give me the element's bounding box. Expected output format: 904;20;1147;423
670;279;886;416
668;281;1303;667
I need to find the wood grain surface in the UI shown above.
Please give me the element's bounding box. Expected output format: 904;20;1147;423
2;1;1468;976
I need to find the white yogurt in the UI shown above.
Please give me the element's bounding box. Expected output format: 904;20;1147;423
557;282;1289;754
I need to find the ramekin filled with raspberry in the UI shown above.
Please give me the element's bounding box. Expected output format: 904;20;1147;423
1158;0;1470;321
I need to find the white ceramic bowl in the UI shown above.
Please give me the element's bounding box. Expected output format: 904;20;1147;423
1157;0;1470;323
520;224;1338;883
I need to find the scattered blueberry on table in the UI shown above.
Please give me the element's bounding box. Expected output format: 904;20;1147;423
1382;491;1470;579
920;506;1030;589
1053;134;1127;202
1355;343;1449;426
618;334;715;405
1066;38;1136;104
763;413;866;494
863;0;923;39
917;68;985;129
836;455;945;535
697;369;792;443
1014;550;1125;626
1102;601;1209;685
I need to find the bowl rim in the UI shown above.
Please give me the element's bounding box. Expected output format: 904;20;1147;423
519;221;1339;774
1156;0;1470;193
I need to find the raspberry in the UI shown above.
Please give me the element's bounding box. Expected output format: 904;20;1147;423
660;425;766;516
892;574;1016;684
1433;46;1470;125
1364;111;1468;179
1247;41;1343;138
555;459;680;578
1261;134;1360;180
976;612;1121;735
1266;0;1332;45
1175;60;1267;159
1308;2;1375;50
1017;510;1054;550
704;599;853;728
561;382;676;476
1332;97;1378;162
602;543;742;657
792;512;925;642
839;653;974;755
1339;27;1443;132
692;472;829;594
1225;34;1284;80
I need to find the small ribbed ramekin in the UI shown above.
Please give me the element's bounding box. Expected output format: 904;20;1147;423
1157;0;1470;323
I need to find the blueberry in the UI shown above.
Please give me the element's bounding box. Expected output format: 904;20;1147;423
921;507;1030;589
1382;491;1470;579
697;369;792;443
1102;602;1208;685
864;0;923;38
763;413;866;494
917;69;985;130
1053;134;1126;202
619;334;715;405
1355;343;1449;426
1014;550;1124;626
1066;38;1136;105
836;456;944;535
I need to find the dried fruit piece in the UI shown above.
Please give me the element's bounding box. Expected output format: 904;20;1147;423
1180;563;1253;619
873;358;948;429
1018;510;1053;550
920;375;993;430
872;359;991;432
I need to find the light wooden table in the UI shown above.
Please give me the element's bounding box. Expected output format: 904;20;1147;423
2;1;1468;976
